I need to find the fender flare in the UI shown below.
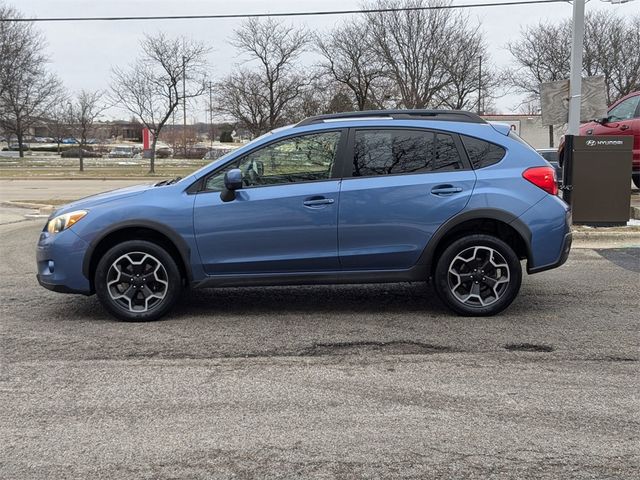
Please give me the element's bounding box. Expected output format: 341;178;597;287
417;208;533;268
81;219;193;282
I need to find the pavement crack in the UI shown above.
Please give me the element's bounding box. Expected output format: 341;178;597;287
503;343;554;353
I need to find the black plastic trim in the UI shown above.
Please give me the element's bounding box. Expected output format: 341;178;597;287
81;220;193;282
191;266;427;289
37;274;91;295
296;109;487;127
416;208;534;270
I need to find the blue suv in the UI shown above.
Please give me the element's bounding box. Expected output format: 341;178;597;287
36;110;572;321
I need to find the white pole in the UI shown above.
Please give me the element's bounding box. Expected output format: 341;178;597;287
567;0;585;136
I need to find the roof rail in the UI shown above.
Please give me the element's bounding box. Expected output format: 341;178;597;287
295;109;487;127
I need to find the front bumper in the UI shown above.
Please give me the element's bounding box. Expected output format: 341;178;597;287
36;228;92;295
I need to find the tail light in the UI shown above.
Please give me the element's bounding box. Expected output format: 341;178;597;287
523;166;558;196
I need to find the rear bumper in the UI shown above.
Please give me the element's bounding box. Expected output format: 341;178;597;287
518;194;572;275
528;231;572;274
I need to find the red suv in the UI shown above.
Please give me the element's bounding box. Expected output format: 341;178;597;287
562;91;640;188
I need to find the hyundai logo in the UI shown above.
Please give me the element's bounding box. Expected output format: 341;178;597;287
586;139;596;147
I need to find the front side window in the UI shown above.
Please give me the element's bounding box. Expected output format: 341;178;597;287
204;131;341;190
352;129;464;177
608;96;640;121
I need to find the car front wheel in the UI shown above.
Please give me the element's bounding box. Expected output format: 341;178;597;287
95;240;182;321
434;235;522;316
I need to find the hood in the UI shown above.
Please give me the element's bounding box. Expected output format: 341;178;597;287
52;183;153;216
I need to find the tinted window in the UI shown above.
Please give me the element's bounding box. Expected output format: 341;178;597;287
205;131;341;190
434;133;464;171
461;135;506;169
352;130;464;176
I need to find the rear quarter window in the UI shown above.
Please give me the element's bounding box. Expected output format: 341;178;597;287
461;135;506;169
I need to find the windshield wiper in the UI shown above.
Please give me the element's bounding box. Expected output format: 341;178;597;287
154;176;181;187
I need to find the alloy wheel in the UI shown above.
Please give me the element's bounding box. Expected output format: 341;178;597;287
447;246;511;307
106;252;169;313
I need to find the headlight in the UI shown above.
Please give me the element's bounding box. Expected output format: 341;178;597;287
46;210;88;234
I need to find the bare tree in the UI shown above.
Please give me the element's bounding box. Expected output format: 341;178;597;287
508;11;640;106
215;70;270;137
365;0;470;109
110;33;208;173
583;11;640;104
316;18;387;111
45;100;71;154
435;23;502;113
67;90;107;171
216;18;308;136
0;3;63;157
0;3;46;98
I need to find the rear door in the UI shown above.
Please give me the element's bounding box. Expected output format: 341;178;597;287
337;128;476;270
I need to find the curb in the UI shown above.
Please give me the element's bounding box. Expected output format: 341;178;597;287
1;200;55;215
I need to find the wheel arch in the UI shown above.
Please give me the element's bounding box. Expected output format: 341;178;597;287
82;220;192;293
421;209;533;276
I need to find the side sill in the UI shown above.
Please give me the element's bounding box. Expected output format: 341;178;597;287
192;266;429;289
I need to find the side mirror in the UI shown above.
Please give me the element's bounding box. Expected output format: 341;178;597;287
595;116;611;125
220;168;242;202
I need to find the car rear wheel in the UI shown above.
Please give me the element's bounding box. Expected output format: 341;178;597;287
95;240;181;321
632;174;640;190
434;234;522;316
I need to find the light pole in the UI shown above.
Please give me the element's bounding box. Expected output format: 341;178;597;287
477;55;482;115
209;80;213;148
182;55;187;157
566;0;585;136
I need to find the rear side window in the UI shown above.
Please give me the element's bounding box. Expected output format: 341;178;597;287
461;135;506;169
352;129;464;177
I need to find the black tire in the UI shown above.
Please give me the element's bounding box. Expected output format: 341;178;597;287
434;234;522;316
95;240;182;321
632;174;640;190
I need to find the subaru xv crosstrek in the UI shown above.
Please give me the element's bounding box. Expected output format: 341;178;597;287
36;110;572;321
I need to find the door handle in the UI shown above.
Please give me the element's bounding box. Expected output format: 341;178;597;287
431;185;463;196
619;124;629;131
303;197;335;207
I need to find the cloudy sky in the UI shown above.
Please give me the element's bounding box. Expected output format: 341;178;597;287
12;0;640;120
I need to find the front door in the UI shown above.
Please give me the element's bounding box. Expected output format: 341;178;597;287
338;128;476;270
193;130;344;275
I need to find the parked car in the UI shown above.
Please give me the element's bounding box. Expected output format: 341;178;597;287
559;91;640;188
36;109;571;321
60;148;101;158
155;146;173;158
203;147;235;161
107;146;138;158
536;148;562;183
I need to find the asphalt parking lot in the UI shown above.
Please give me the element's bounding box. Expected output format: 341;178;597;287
1;218;639;479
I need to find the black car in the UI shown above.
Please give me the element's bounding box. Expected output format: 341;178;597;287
60;148;102;158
